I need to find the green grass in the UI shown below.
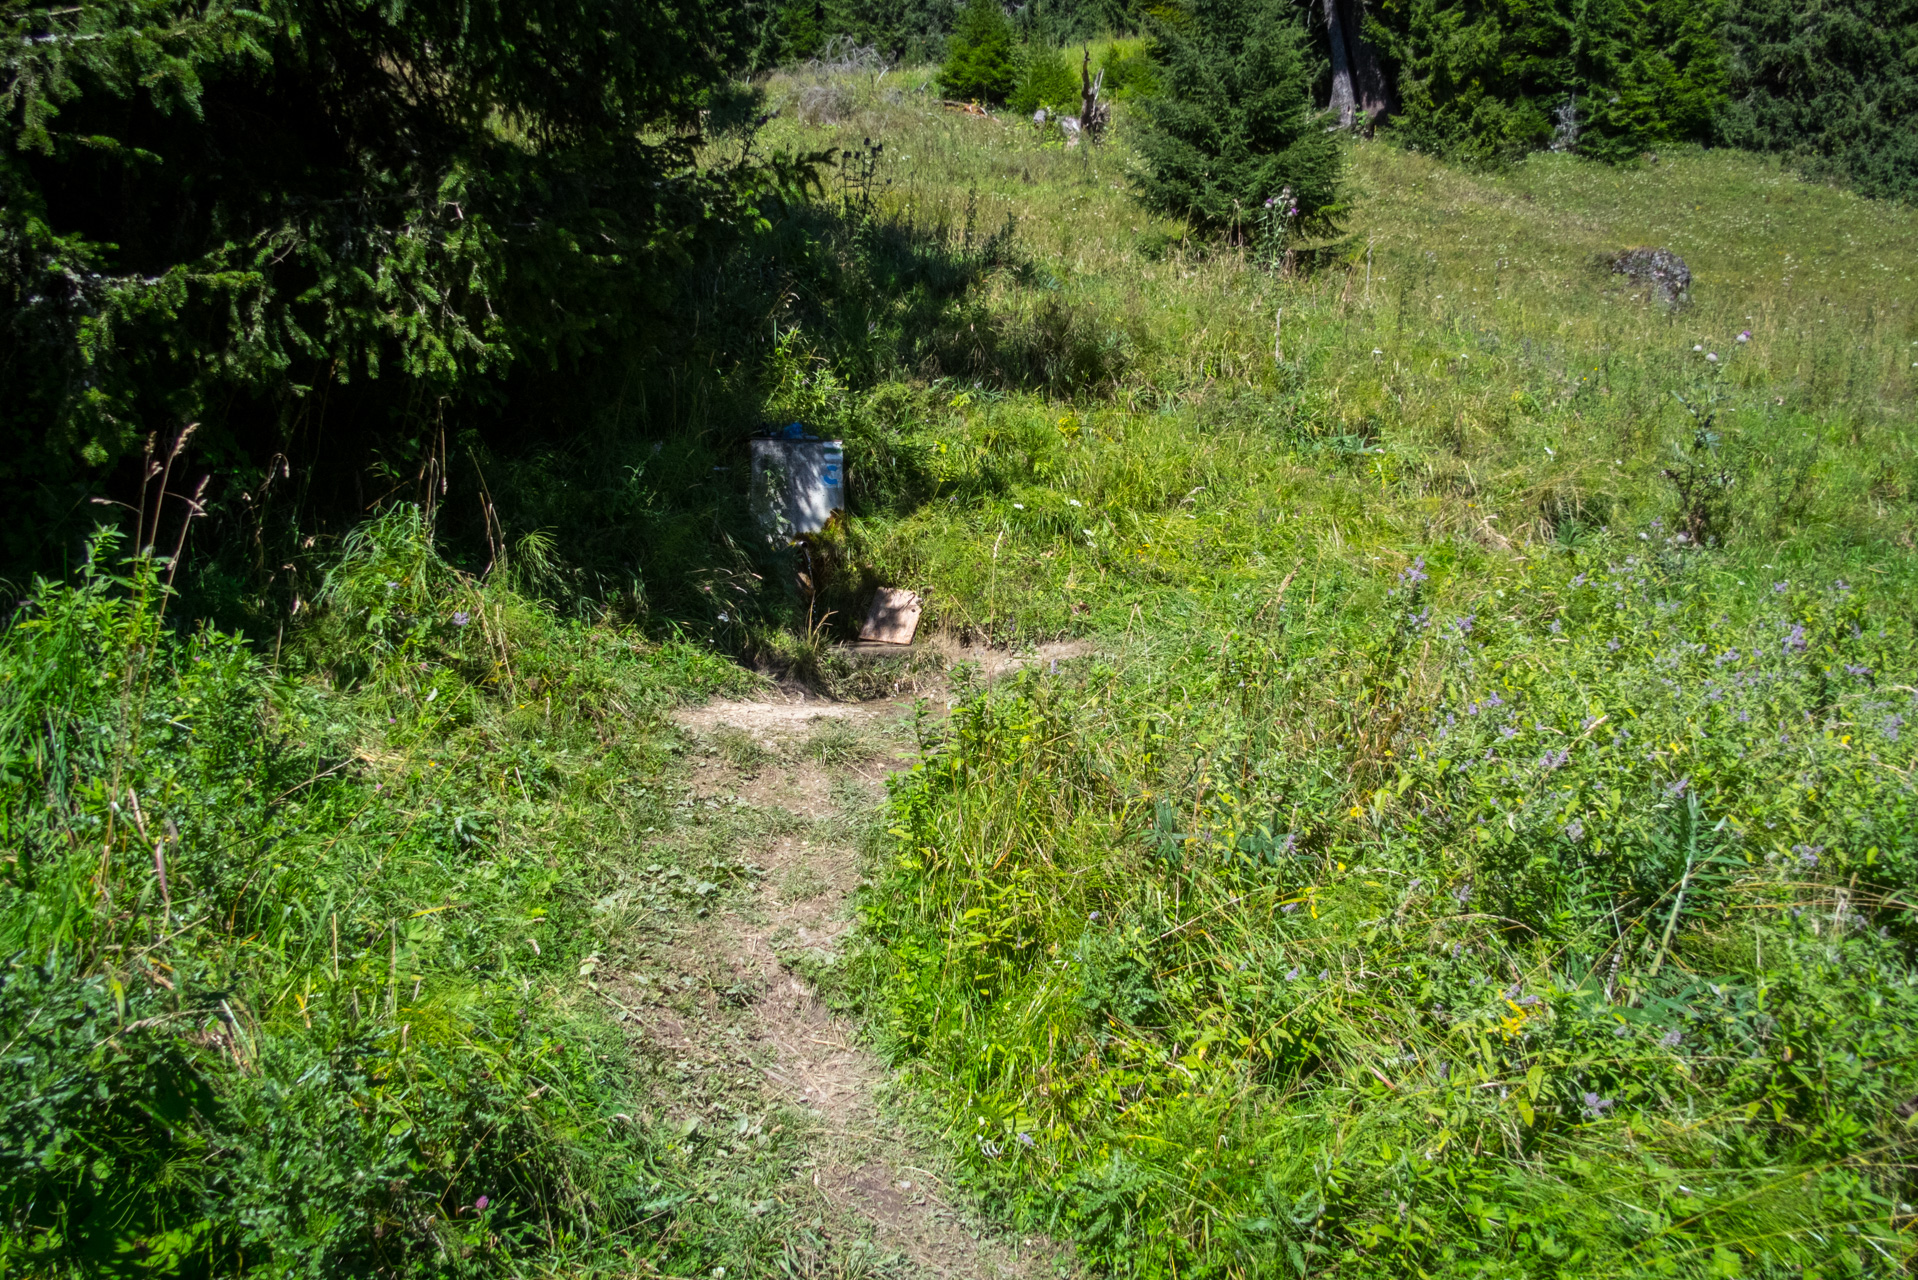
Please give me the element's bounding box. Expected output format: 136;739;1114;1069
743;73;1915;643
6;54;1917;1280
743;63;1918;1279
0;516;833;1275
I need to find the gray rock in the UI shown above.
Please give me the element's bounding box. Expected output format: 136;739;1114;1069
1609;247;1691;305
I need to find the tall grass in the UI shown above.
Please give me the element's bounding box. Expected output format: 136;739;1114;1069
862;538;1918;1277
729;60;1918;1279
0;517;753;1274
671;69;1913;652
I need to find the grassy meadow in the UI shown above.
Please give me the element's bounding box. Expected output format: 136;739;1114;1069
747;59;1918;1279
5;46;1917;1280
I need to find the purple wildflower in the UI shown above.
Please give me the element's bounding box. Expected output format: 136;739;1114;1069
475;1195;490;1211
1582;1092;1614;1117
1660;1029;1682;1049
1400;556;1429;585
452;611;470;627
1564;820;1585;842
1285;966;1300;981
1783;624;1806;653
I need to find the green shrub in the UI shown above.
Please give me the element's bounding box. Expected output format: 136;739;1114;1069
1129;0;1344;239
1717;0;1918;201
1010;43;1083;115
1374;0;1728;166
1096;40;1158;101
939;0;1018;104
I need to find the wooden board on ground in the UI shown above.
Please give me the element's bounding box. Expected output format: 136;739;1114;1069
859;588;922;645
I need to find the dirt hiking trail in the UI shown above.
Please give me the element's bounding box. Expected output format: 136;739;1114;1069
617;646;1088;1277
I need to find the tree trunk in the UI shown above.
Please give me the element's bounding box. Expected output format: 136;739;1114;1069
1340;0;1394;122
1321;0;1357;128
1079;46;1110;142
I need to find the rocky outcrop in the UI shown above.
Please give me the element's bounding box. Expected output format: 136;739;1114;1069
1610;247;1691;305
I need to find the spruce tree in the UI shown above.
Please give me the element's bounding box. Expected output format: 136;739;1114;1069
1718;0;1918;201
1130;0;1343;238
1371;0;1727;166
938;0;1017;103
1010;44;1083;115
0;0;733;569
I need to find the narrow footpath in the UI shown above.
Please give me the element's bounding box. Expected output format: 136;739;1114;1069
607;659;1083;1277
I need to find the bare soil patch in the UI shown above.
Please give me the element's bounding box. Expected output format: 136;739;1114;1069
611;647;1088;1276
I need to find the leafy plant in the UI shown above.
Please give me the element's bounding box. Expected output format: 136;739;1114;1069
0;527;750;1274
862;538;1918;1277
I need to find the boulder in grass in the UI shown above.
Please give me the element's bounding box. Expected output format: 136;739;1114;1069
1609;247;1691;305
